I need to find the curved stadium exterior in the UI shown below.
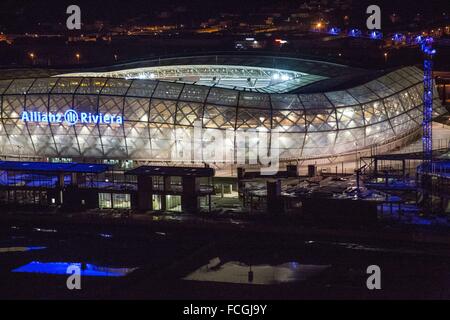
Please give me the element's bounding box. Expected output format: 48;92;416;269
0;55;447;171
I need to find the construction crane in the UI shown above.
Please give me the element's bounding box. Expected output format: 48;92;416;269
418;36;436;213
420;36;436;170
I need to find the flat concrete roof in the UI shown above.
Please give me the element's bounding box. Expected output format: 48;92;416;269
125;165;214;177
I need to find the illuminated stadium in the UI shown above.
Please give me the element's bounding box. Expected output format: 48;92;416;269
0;55;447;173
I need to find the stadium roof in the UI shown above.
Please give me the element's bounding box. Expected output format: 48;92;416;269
0;54;382;94
56;55;373;93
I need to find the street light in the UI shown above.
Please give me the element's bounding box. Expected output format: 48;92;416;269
384;52;388;63
29;52;36;65
75;53;81;64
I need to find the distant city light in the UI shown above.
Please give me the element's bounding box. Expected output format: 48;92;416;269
329;27;341;35
348;29;362;37
275;39;288;44
369;30;383;40
392;33;405;42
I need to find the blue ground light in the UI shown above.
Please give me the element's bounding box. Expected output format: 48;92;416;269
12;262;137;277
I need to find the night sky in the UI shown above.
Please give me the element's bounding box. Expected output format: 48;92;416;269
0;0;448;32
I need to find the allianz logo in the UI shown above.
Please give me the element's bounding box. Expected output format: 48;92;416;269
20;110;124;126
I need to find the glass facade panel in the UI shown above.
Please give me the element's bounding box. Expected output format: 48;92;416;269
51;78;83;94
152;82;184;100
272;109;306;132
236;108;271;130
28;78;58;94
362;101;387;125
271;94;303;110
126;80;158;97
206;88;238;106
365;79;394;98
325;91;358;107
347;85;379;104
305;108;337;131
383;95;403;118
101;79;132;96
299;94;332;109
238;92;270;109
203;105;236;129
76;78;107;94
124;97;150;122
336;106;365;129
5;79;34;94
180;85;209;103
0;80;13;95
175;102;203;126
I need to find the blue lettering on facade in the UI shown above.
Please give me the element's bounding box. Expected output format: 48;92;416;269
20;110;123;126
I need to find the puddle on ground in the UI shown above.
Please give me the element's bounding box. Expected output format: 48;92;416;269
183;258;330;285
12;261;138;277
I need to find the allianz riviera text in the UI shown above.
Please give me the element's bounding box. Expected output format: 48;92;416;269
20;110;124;126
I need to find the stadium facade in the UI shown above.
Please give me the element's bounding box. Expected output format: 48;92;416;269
0;55;447;172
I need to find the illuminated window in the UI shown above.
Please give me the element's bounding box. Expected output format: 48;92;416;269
99;193;112;209
152;194;162;211
166;195;182;212
113;193;131;209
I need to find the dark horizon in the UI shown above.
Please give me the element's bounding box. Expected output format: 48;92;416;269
0;0;448;32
